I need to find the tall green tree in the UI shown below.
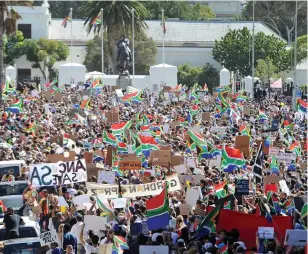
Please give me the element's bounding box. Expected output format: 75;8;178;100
84;31;157;75
255;57;278;84
177;63;219;89
23;38;69;80
212;27;290;76
143;1;215;20
80;1;149;72
242;1;307;44
3;30;25;67
291;34;308;64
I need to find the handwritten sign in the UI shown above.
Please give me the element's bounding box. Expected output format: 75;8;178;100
119;159;141;170
235;136;250;158
258;227;274;239
235;179;249;195
40;230;58;246
97;170;115;184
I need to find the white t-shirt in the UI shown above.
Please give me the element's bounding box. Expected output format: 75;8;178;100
85;243;99;254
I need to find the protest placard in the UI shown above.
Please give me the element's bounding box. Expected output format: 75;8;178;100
84;215;107;231
113;198;127;208
83;152;94;165
243;106;250;115
150;150;171;168
98;170;115;184
40;230;58;246
263;175;279;192
209;154;222;168
185;187;201;208
279;180;290;196
73;194;91;206
284;229;307;246
54;93;62;102
275;153;296;166
98;243;113;254
258;227;274;239
47;151;76;163
30;159;87;186
106;147;117;166
86;174;182;198
269;146;279;155
202;112;211;121
235;136;250;158
235;179;249;195
174;164;187;174
210;126;227;134
119;157;141;170
107;112;119;123
179;204;190;215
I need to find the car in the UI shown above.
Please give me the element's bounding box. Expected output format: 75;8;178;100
0;216;40;241
0;181;28;212
0;237;46;254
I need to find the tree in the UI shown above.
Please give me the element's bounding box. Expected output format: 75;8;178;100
143;1;215;20
23;38;69;80
84;31;157;75
212;27;290;76
182;3;216;21
255;57;278;84
3;30;25;67
177;63;219;90
80;1;149;72
242;1;307;44
292;34;308;64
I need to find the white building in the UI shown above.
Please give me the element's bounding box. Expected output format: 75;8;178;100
12;1;284;83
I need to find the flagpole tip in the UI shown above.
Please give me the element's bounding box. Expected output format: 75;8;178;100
101;8;104;11
70;8;72;11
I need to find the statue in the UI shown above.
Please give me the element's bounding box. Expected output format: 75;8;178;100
116;35;132;74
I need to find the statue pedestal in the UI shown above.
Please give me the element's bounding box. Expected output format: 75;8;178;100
116;72;133;91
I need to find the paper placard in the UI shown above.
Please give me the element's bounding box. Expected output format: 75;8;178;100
185;157;196;169
139;246;168;254
72;194;91;205
258;227;274;239
84;215;107;231
119;159;141;170
185;187;201;208
202;112;211;121
40;230;58;246
284;229;307;246
112;198;127;208
87;174;181;198
58;196;69;207
210;126;226;134
179;204;190;215
209;154;222;168
174;165;187;174
275;153;296;166
98;170;115;184
279;180;290;196
98;243;113;254
235;179;249;195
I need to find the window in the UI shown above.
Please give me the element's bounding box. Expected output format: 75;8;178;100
17;24;31;39
17;69;31;82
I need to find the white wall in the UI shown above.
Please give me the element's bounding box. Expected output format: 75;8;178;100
13;6;50;39
155;47;221;69
15;55;47;81
53;46;87;70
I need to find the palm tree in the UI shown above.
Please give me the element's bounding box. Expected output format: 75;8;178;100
0;1;31;105
81;1;149;72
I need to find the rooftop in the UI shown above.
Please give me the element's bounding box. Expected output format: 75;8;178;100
49;19;285;46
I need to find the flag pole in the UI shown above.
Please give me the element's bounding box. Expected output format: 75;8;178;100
251;0;255;99
132;8;135;85
70;8;73;64
292;0;298;111
162;9;165;84
101;8;104;79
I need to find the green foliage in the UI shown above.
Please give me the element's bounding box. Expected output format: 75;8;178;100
177;63;219;90
212;27;290;76
3;31;25;67
242;1;307;44
292;34;308;64
143;1;215;20
84;31;157;75
255;57;278;84
23;38;69;79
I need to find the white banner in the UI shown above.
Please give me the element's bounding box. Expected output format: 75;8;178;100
30;159;87;186
86;174;182;198
40;230;58;246
275;153;296;166
210;126;227;134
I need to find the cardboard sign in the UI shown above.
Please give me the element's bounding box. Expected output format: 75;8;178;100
284;229;307;246
98;170;115;184
162;86;172;92
269;146;279;156
30;159;87;186
106;147;117;166
235;179;249;195
40;230;58;246
235;136;250;158
150;150;171;168
87;174;182;198
98;243;113;254
243;106;250;115
171;155;184;167
107;112;119;123
263;175;279;192
202;112;211;121
47;151;76;163
54;93;62;102
258;227;274;239
194;208;207;216
179;204;190;215
186;187;201;208
83;152;94;165
41;90;52;100
119;157;141;170
84;215;107;231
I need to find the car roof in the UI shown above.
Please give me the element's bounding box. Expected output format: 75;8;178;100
0;216;37;226
1;237;40;245
0;181;27;186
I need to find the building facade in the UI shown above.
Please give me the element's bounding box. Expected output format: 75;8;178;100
12;2;284;83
